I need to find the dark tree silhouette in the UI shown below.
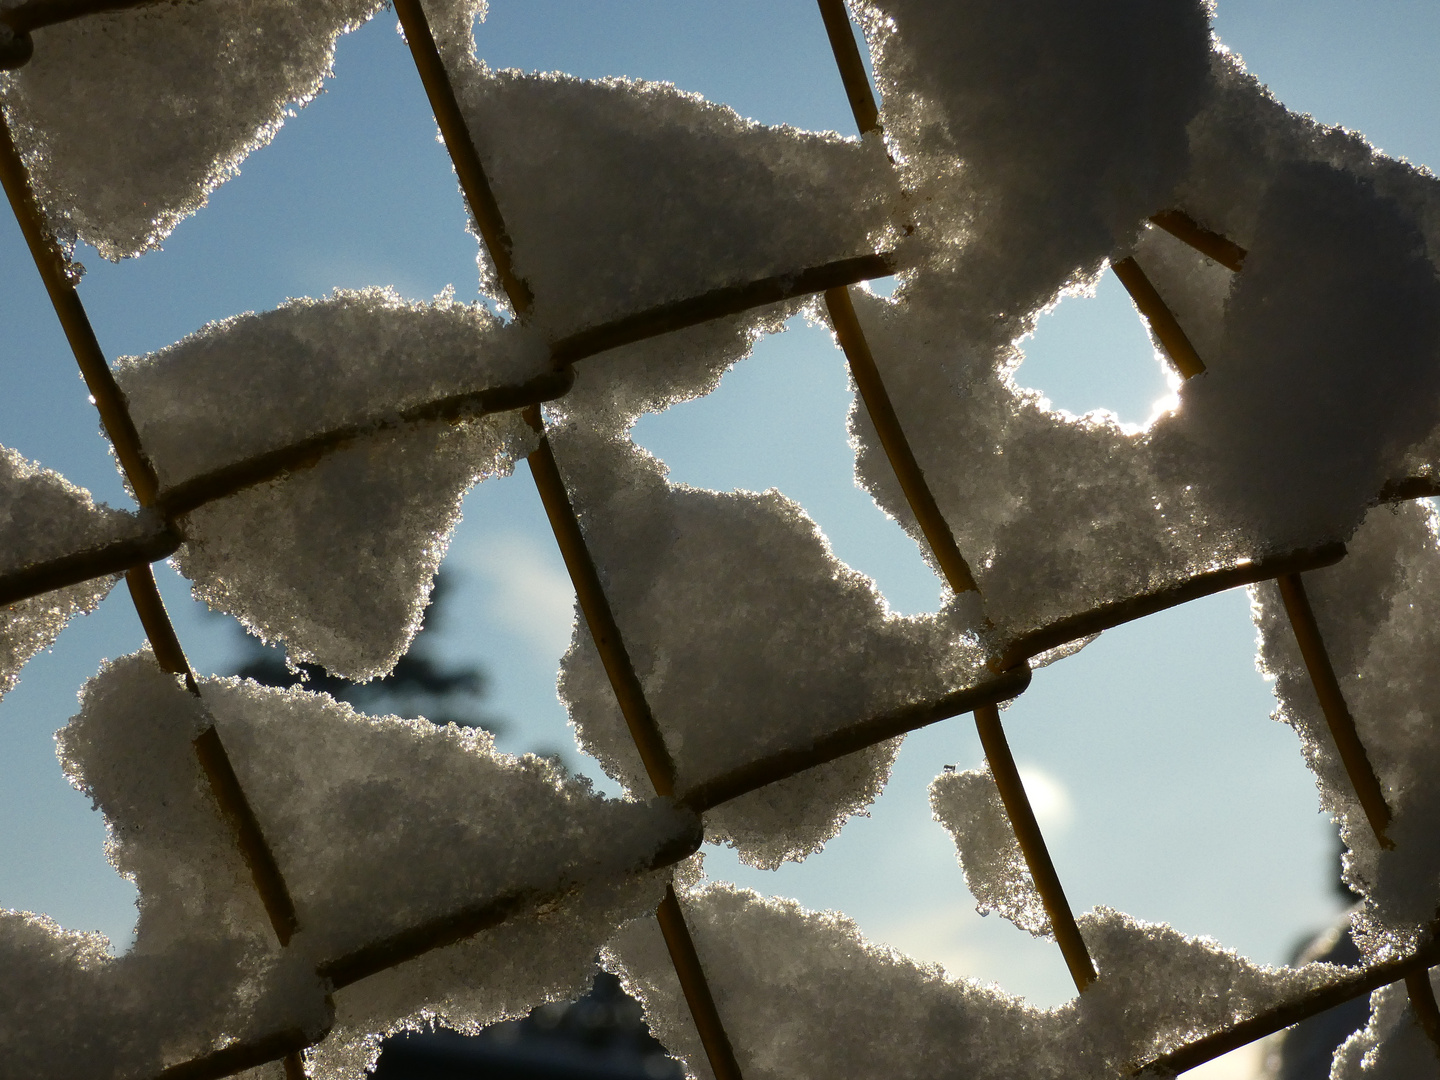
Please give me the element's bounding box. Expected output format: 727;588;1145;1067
231;572;500;732
1267;834;1368;1080
373;971;681;1080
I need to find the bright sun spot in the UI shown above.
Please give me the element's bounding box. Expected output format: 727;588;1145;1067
1017;766;1075;833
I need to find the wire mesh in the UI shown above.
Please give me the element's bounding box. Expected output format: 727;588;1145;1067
0;1;1436;1078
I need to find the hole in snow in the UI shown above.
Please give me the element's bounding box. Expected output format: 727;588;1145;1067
1012;269;1174;430
862;274;898;298
631;315;946;616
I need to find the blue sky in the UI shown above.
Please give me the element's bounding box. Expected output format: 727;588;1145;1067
0;0;1435;1041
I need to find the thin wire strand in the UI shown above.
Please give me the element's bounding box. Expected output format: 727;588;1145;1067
0;524;179;606
811;0;1102;953
825;286;981;595
1276;572;1440;1047
1407;970;1440;1054
0;103;302;950
823;17;1095;987
0;0;160;34
0;106;159;505
656;885;746;1080
1126;207;1426;1053
815;0;879;135
126;564;301;944
147;250;891;520
318;815;702;989
974;702;1097;991
123;565;194;686
679;665;1031;814
388;7;746;1076
518;411;747;1080
1148;209;1247;273
1138;932;1440;1075
1111;256;1207;379
153;368;574;518
392;0;532;314
154;1027;319;1080
548;252;893;365
1136;199;1434;1062
993;542;1348;672
521;406;678;797
1141;183;1432;1066
1122;207;1429;1056
192;722;301;946
1276;573;1393;847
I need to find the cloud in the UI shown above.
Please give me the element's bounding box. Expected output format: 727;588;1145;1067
866;903;1077;1007
456;533;576;656
873;904;993;978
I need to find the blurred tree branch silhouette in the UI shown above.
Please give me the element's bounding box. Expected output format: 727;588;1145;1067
229;571;501;734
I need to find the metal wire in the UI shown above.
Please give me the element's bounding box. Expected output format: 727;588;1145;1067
993;542;1347;671
0;105;302;949
153;368;574;518
153;1028;319;1080
1276;572;1394;847
814;4;1102;991
816;0;880;136
393;0;532;314
1148;209;1247;273
679;665;1031;814
1111;255;1207;379
549;252;894;364
0;524;179;606
0;108;159;505
975;701;1097;991
655;885;747;1080
828;296;1098;989
318;816;702;989
520;406;679;797
145;250;893;519
1407;970;1440;1051
193;718;302;945
825;286;982;596
0;0;161;36
1272;571;1440;1050
1138;929;1440;1074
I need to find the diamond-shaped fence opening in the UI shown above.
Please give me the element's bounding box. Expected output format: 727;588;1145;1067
2;2;1439;1079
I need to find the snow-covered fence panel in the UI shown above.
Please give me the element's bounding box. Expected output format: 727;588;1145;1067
2;1;1440;1078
